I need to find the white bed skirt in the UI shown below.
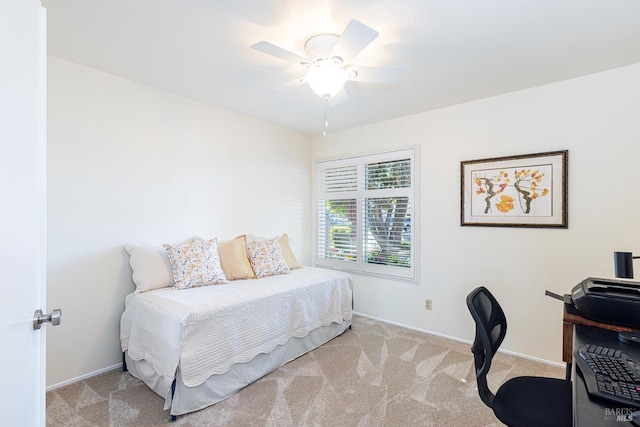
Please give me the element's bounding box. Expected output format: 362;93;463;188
125;319;351;416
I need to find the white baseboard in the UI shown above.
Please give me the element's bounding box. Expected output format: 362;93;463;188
47;313;563;392
47;363;122;392
353;311;564;369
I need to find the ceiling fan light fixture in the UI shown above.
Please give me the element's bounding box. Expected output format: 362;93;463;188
251;20;405;136
306;58;348;98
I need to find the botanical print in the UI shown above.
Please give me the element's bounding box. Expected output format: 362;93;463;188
461;150;567;228
472;164;553;217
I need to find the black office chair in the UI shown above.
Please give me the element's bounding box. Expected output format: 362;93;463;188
466;286;573;427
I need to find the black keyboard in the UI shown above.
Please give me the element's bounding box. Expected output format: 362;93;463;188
575;344;640;407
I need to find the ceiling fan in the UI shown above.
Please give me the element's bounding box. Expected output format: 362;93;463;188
251;19;406;110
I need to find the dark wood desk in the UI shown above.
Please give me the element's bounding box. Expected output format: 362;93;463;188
562;304;640;379
572;324;640;426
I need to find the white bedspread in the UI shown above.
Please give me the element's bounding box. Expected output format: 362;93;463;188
120;267;352;391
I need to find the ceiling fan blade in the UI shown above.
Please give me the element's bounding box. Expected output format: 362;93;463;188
264;76;307;92
331;20;379;64
348;66;407;85
251;41;309;65
329;88;349;106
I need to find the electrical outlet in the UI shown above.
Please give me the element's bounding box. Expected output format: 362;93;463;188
424;299;432;310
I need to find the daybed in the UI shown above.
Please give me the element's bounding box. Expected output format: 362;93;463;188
120;234;353;419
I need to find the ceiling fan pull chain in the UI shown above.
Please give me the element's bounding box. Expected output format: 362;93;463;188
323;95;329;137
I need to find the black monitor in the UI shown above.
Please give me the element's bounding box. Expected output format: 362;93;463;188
615;251;636;279
614;251;640;347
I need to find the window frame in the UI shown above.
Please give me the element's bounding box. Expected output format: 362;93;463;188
315;147;418;283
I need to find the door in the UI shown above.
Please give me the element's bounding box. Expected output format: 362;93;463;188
0;1;47;426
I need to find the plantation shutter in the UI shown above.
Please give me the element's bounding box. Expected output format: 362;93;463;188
317;163;359;264
363;158;412;269
316;148;417;281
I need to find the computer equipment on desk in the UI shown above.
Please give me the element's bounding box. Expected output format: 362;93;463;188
570;277;640;329
568;277;640;347
574;344;640;407
621;333;640;347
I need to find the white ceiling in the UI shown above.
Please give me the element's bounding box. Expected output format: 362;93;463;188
43;0;640;136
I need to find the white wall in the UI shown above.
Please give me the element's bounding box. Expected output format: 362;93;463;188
46;57;311;387
46;57;640;387
312;63;640;364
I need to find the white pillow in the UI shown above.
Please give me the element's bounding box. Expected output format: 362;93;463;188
124;245;174;294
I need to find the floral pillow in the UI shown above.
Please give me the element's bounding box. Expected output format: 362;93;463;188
246;238;290;278
164;239;228;289
247;233;302;270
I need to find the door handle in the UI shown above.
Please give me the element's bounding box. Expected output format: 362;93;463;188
33;309;62;330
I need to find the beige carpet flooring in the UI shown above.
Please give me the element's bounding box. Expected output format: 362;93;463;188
46;315;564;426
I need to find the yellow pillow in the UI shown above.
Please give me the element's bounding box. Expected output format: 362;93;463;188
279;234;302;270
217;235;256;280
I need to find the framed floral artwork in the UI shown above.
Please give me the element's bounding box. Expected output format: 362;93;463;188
461;150;568;228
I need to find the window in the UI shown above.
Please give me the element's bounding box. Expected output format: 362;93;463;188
316;148;417;281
